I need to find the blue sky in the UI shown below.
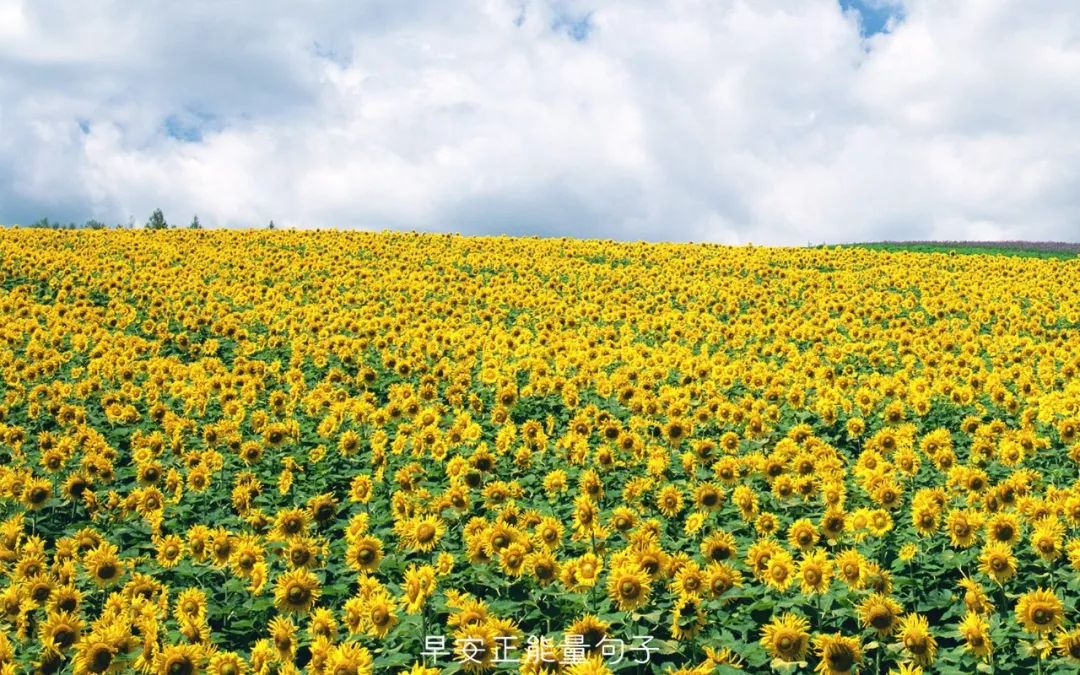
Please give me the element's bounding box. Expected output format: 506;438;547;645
1;0;1079;244
839;0;904;37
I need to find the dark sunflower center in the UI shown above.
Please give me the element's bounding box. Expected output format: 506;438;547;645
169;658;194;675
905;637;927;655
1034;607;1054;625
90;647;113;673
870;609;894;630
417;524;436;543
288;586;310;605
54;627;75;648
827;646;855;670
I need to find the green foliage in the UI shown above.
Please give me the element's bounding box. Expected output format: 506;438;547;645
146;208;169;230
833;242;1077;260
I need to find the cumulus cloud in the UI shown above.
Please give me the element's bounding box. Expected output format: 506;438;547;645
1;0;1078;244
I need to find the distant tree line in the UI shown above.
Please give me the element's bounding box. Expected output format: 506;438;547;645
11;210;280;230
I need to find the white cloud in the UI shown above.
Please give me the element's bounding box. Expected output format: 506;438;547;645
1;0;1079;244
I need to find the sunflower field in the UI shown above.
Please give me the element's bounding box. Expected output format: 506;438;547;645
0;229;1079;675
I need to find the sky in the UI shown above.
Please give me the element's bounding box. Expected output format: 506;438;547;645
1;0;1079;245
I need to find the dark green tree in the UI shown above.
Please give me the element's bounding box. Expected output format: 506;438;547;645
146;209;169;230
190;214;202;230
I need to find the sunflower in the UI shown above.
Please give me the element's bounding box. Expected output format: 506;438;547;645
572;497;599;534
606;562;651;612
155;534;184;568
39;610;83;654
814;633;862;675
672;561;704;599
308;607;339;641
308;492;338;525
946;509;982;548
349;474;373;503
764;549;796;592
207;651;248;675
63;473;93;503
22;477;52;510
671;596;706;640
788;519;819;551
230;536;264;578
401;564;436;614
755;512;781;537
26;574;56;605
862;562;893;594
567;614;610;654
49;585;83;615
564;656;613;675
633;544;668;580
272;508;309;540
401;515;446;553
262;422;290;447
821;508;847;541
1031;516;1064;561
977;541;1016;585
526;550;560;586
283;535;321;569
760;612;810;662
269;615;297;660
704;562;743;599
204;528;233;568
363;591;399;638
324;642;374;675
858;593;902;636
534;516;564;549
453;622;499;673
176;587;208;625
898;613;936;666
154;643;204;675
1056;628;1080;663
911;505;939;537
84;542;124;587
346;536;384;573
498;544;530;580
693;483;724;511
72;623;128;675
798;549;832;595
186;525;212;563
959;577;993;615
436;551;455;576
701;530;737;563
1015;588;1063;634
958;611;993;658
662;418;690;446
274;568;321;614
656;484;684;518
